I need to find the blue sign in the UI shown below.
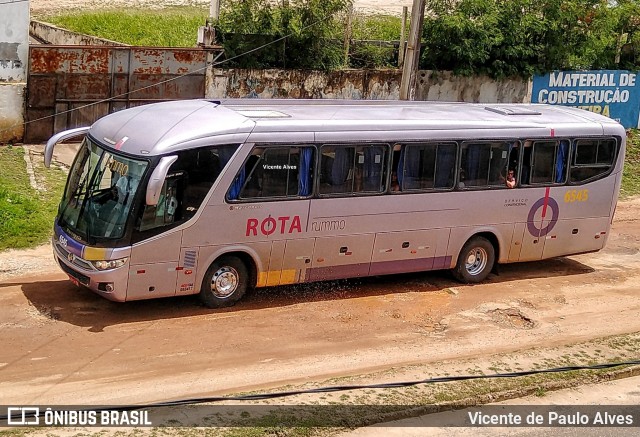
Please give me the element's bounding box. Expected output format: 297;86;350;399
532;70;640;129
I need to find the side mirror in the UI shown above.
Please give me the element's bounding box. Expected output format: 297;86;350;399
145;156;178;206
45;127;90;168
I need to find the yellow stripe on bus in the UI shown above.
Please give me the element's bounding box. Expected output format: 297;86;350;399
279;269;296;285
257;270;297;287
266;270;282;287
257;272;268;287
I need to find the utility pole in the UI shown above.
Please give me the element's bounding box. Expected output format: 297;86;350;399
344;3;353;67
199;0;220;47
399;0;426;100
210;0;220;20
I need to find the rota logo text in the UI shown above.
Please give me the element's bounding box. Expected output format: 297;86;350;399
246;215;302;236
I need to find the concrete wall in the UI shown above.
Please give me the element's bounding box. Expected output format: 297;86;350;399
416;70;532;103
30;21;128;46
0;0;29;142
207;68;531;103
208;68;402;100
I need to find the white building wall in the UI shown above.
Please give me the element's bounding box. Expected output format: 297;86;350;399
0;0;29;142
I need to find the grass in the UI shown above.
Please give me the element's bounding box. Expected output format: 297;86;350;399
351;13;404;41
37;7;209;47
0;146;66;250
36;8;405;48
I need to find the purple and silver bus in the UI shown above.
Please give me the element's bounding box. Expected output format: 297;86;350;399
45;99;625;307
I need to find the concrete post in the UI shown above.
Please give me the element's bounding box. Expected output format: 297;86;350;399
0;0;29;143
399;0;426;101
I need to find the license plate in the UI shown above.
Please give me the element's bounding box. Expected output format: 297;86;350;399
67;275;80;287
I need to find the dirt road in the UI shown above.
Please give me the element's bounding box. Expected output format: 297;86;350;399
1;198;640;405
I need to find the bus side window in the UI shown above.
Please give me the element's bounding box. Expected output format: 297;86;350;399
460;141;510;188
362;146;386;191
530;140;569;185
570;138;617;183
397;142;455;191
488;142;512;187
138;178;181;231
235;145;314;200
134;145;239;238
319;144;387;195
435;143;456;188
320;146;354;194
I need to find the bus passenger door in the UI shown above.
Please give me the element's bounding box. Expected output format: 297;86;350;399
308;234;376;282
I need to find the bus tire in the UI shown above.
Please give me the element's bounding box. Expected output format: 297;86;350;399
199;256;248;308
452;236;495;283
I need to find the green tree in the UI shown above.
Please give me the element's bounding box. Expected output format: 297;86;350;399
216;0;350;70
421;0;640;78
421;0;504;76
608;0;640;69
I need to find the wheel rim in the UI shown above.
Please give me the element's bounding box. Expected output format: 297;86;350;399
465;247;488;276
210;266;239;298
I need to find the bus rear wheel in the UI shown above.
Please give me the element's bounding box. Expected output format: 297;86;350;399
199;256;248;308
453;236;495;283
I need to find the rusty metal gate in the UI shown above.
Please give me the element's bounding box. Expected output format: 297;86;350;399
25;45;207;143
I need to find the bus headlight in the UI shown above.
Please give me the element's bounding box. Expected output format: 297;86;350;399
92;258;129;270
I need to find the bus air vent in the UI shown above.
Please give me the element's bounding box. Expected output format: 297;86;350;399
485;106;542;116
184;250;197;268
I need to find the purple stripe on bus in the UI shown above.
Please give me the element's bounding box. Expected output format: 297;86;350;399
369;255;452;276
305;256;453;282
305;263;370;282
432;255;453;270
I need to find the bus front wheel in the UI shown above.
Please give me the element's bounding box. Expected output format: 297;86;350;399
453;236;495;283
199;256;248;308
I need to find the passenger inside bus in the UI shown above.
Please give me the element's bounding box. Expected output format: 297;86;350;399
390;171;400;191
157;185;178;222
505;169;516;188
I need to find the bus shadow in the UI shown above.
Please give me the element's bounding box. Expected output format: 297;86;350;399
20;256;594;332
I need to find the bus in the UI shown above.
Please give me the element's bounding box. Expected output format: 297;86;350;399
45;99;625;308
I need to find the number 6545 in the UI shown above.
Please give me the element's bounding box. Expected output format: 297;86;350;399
564;189;589;203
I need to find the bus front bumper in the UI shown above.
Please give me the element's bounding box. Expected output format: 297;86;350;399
52;239;130;302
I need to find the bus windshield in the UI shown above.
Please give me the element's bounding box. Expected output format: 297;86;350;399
58;138;148;243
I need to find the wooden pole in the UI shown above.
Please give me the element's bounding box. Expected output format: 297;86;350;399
399;0;426;100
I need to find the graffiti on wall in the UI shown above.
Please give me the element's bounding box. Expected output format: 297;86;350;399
0;42;22;71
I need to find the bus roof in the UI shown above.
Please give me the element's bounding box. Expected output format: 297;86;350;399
87;99;624;156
